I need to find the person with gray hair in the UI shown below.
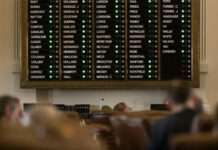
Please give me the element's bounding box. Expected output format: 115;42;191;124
0;95;23;124
113;102;132;112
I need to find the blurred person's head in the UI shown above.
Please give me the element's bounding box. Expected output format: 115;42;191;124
29;105;78;139
0;95;22;124
113;102;132;112
28;105;105;150
192;96;204;114
102;105;112;111
29;105;65;133
166;80;195;113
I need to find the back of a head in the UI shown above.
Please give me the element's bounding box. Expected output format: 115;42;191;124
29;105;65;126
167;81;192;104
114;102;127;112
0;95;20;118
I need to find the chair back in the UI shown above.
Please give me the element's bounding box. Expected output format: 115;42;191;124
171;134;218;150
110;116;149;150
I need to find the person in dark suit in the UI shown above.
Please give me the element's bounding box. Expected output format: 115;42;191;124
147;83;197;150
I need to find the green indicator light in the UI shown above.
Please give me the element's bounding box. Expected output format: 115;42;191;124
148;20;152;23
115;10;119;13
82;70;86;73
148;75;152;79
148;70;152;73
49;10;52;13
148;0;152;3
82;30;86;33
115;30;119;33
49;65;53;69
181;0;185;3
49;30;52;33
49;15;52;19
148;65;152;68
82;10;86;13
49;35;52;38
82;35;86;38
181;35;185;38
115;60;119;64
82;25;85;28
115;0;119;3
82;45;85;48
115;45;119;48
49;20;52;24
82;75;86;79
115;25;119;28
115;50;119;54
49;5;52;8
49;76;53;79
182;40;185;43
148;40;152;43
82;60;86;64
181;30;185;33
82;50;86;53
182;15;185;18
181;20;185;23
115;70;119;74
148;60;152;63
182;10;185;13
181;50;185;53
115;5;119;8
82;20;86;23
148;10;152;13
82;0;85;3
82;40;85;43
115;15;119;18
49;70;53;74
49;40;52;44
49;55;53;59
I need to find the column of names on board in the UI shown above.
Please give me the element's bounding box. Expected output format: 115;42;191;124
62;0;92;80
161;0;192;80
95;0;126;80
29;0;60;80
128;0;159;80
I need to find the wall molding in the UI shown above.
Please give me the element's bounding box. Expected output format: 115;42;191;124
200;0;208;74
12;0;20;74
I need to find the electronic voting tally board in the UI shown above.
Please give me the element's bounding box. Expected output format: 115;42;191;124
20;0;200;88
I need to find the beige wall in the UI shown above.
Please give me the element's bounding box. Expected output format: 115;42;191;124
0;0;217;111
0;0;36;102
204;0;218;112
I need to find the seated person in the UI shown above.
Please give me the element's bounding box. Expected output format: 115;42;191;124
102;105;113;111
147;83;197;150
113;102;132;112
0;95;23;124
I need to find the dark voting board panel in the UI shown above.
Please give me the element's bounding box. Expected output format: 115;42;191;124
20;0;200;88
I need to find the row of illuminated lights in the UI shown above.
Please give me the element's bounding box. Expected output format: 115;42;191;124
81;0;188;3
181;8;187;54
81;18;88;79
48;5;55;79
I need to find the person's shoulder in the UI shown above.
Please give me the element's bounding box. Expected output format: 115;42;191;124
154;115;173;129
174;109;196;117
